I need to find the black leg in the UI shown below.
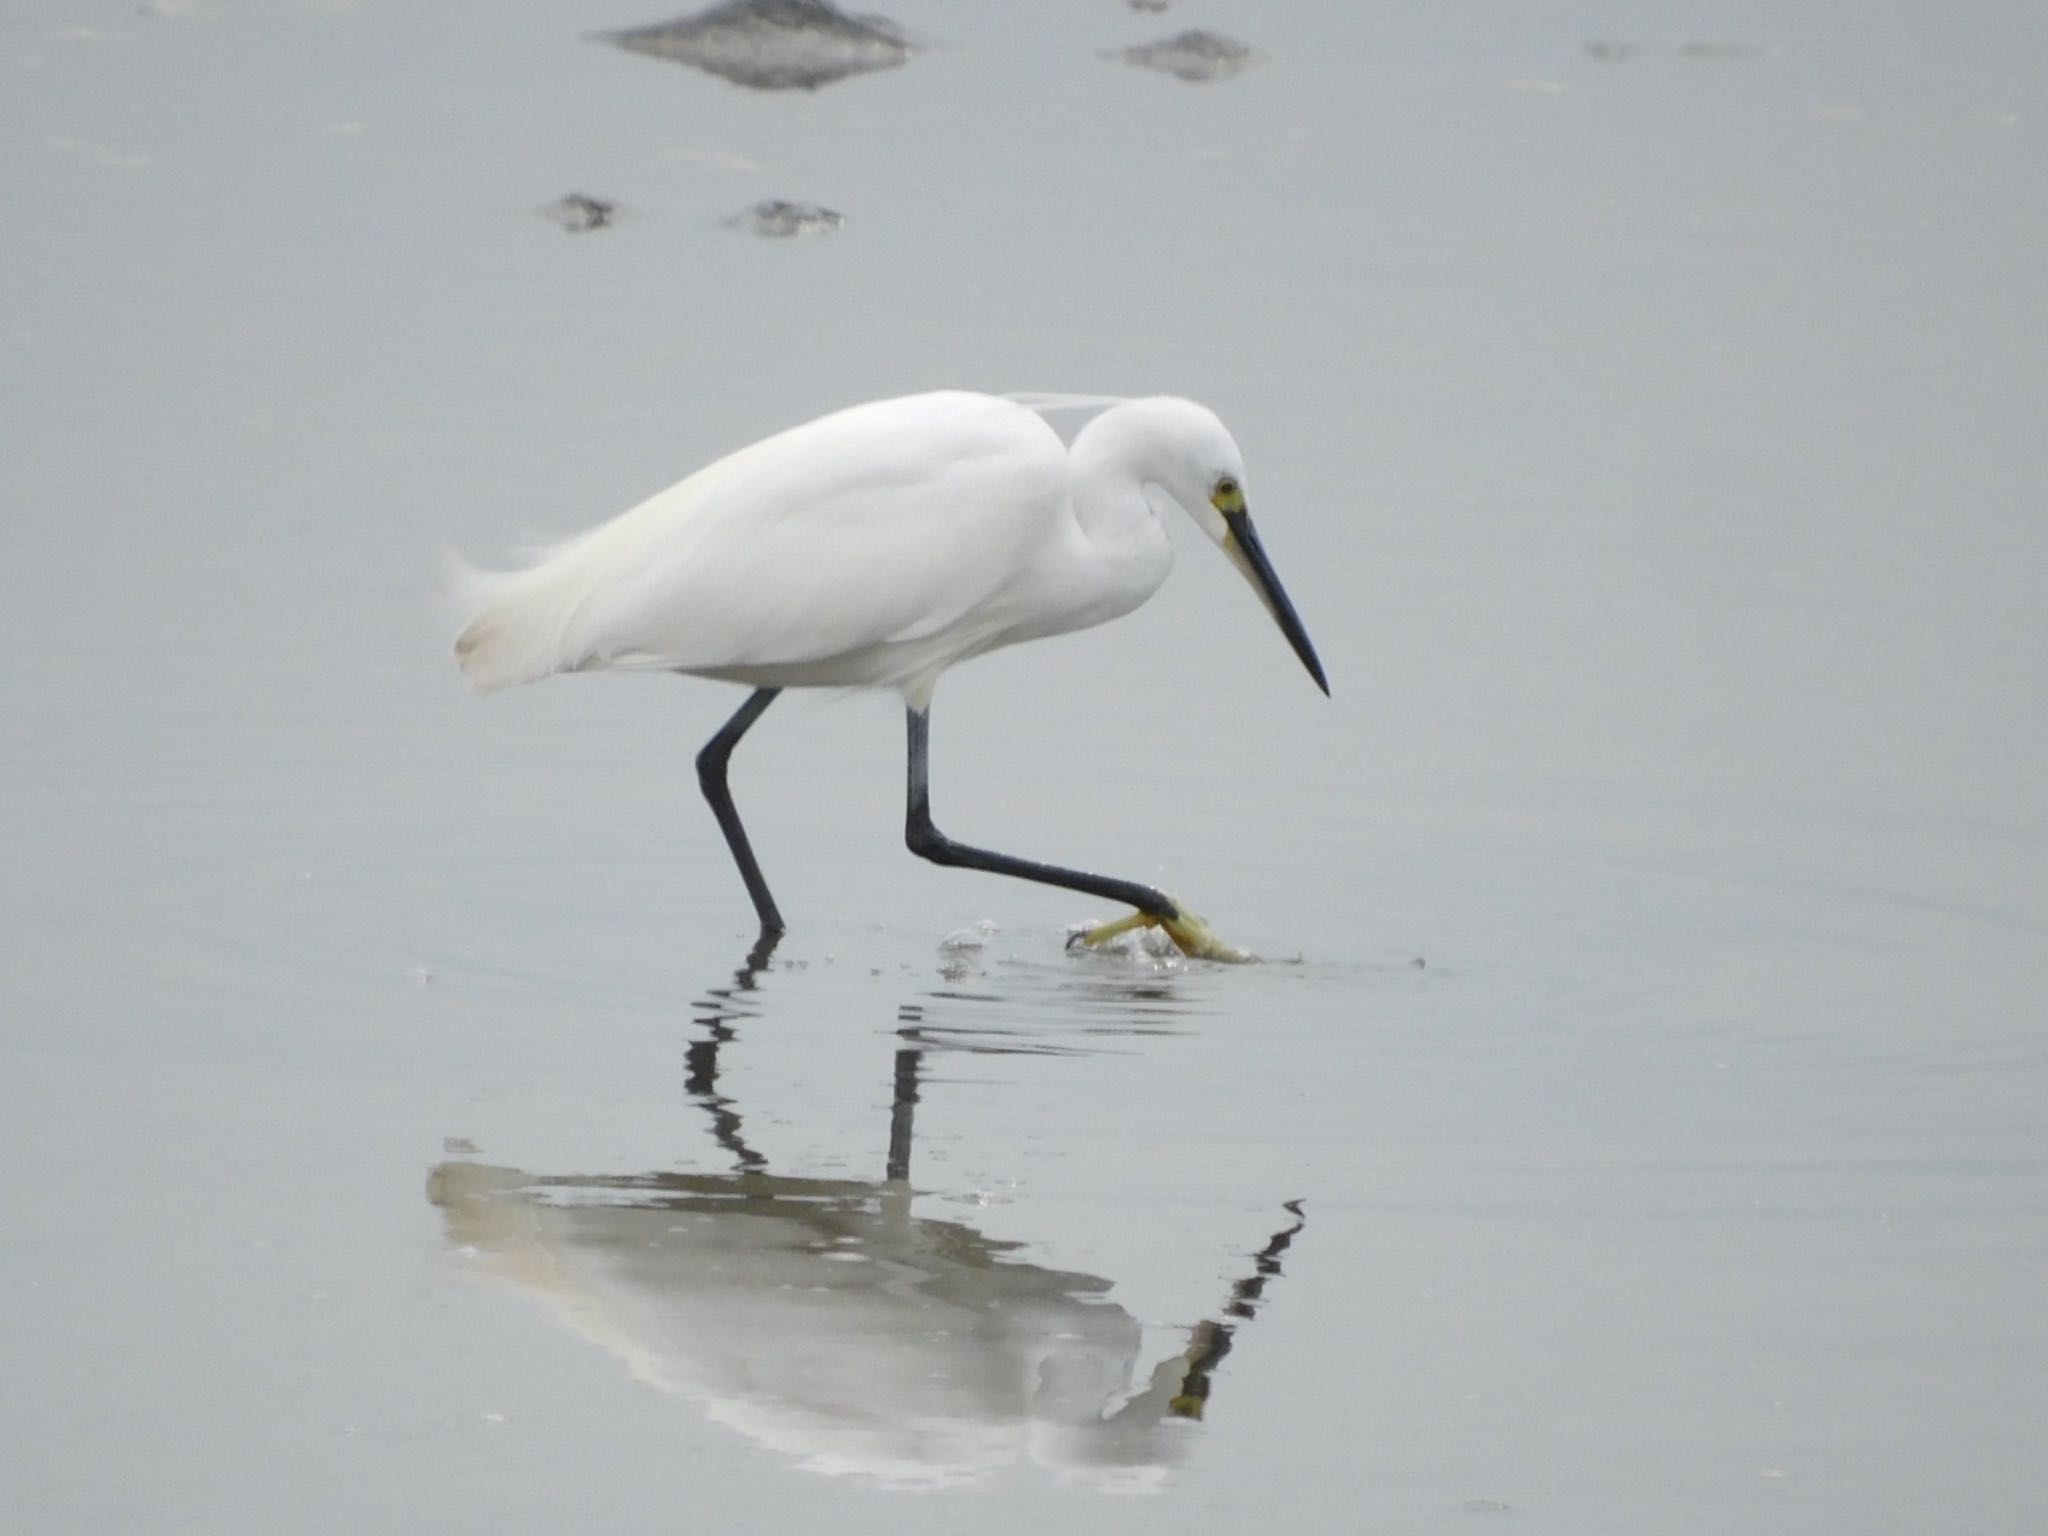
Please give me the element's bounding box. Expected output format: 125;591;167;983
902;705;1179;921
696;687;785;936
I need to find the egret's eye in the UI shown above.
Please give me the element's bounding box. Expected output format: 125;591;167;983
1211;476;1244;513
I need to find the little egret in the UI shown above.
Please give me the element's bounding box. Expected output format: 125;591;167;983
453;391;1327;958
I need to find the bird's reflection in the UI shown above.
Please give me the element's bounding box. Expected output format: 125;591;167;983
428;934;1304;1489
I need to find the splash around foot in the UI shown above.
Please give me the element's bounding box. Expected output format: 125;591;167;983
1068;902;1258;964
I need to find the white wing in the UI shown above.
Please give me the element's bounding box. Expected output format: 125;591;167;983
454;392;1072;693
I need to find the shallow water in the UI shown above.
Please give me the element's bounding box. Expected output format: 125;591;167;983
5;1;2046;1531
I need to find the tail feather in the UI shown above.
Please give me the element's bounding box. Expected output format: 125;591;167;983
448;546;590;693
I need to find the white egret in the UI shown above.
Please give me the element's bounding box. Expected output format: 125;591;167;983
452;390;1327;958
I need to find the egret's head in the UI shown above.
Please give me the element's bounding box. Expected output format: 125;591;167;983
1107;397;1329;696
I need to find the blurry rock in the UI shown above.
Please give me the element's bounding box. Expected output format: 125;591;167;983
1582;40;1638;62
600;0;913;91
543;192;621;232
1114;28;1256;83
731;199;845;237
1127;0;1170;11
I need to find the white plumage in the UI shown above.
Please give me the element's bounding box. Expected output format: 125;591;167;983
455;391;1199;705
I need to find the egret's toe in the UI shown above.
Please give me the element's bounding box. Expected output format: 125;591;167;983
1160;909;1259;964
1072;909;1160;949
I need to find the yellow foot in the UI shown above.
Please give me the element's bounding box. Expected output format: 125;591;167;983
1070;902;1259;964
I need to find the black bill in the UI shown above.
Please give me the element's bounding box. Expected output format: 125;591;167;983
1223;509;1329;696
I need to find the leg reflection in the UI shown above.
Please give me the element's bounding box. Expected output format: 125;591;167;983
1167;1198;1309;1420
684;932;780;1172
886;1045;921;1184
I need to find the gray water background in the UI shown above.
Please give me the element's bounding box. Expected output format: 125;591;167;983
4;0;2045;1529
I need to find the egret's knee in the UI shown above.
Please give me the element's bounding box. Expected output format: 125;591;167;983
905;814;955;865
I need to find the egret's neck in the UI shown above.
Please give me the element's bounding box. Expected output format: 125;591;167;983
1070;405;1176;542
1066;409;1174;616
